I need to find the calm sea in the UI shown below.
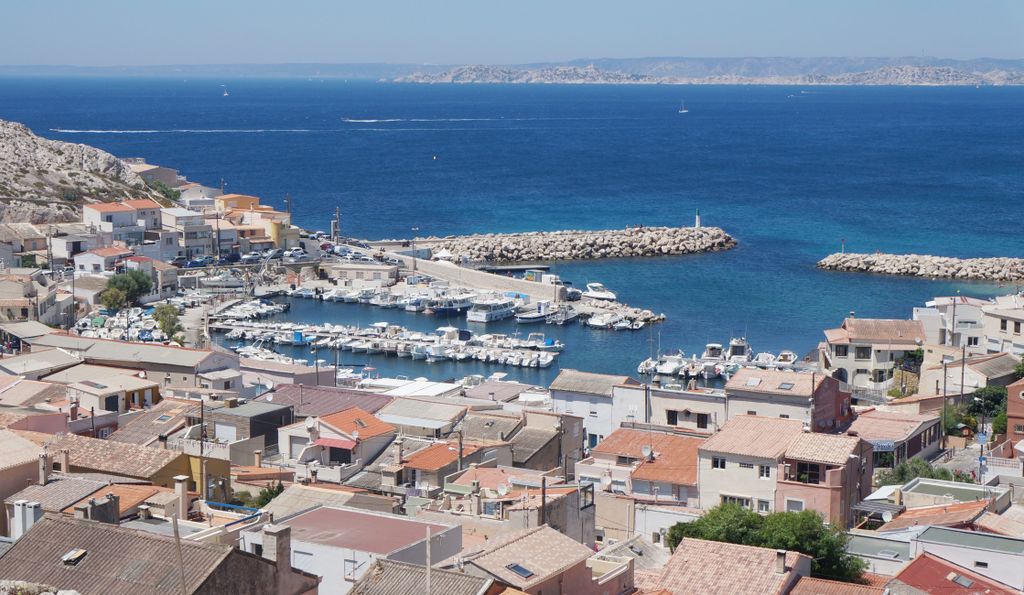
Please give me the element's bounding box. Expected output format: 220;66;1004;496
2;77;1022;383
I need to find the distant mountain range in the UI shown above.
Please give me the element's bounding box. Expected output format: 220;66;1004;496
3;56;1023;85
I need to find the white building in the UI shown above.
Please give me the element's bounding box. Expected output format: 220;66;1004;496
982;294;1024;357
913;295;989;355
82;203;145;246
241;507;461;595
161;208;212;259
822;317;925;391
549;369;642;450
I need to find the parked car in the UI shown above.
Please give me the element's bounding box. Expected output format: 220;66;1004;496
169;256;188;267
218;252;241;264
184;260;207;268
283;247;308;259
263;249;283;259
240;251;263;264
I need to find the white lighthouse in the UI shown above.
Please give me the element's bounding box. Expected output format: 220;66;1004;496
694;208;702;229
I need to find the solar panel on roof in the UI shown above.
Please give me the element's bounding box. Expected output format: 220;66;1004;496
506;563;534;579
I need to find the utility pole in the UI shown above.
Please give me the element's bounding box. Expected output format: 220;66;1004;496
941;361;948;449
284;193;292;214
411;226;419;273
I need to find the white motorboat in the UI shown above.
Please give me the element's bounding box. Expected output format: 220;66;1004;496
726;337;752;363
612;319;632;331
701;343;724;360
546;305;579;325
752;352;777;368
586;312;621;329
775;350;799;368
655;353;685;376
637;358;657;375
515;300;551;324
467;295;517;323
582;282;617;301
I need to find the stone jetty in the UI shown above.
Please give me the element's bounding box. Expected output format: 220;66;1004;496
429;226;736;263
818;252;1024;282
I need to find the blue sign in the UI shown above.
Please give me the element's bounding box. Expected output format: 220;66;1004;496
977;433;988;446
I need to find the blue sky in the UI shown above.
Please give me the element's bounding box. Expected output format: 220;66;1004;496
4;0;1022;65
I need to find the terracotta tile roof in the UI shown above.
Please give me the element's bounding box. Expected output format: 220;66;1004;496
628;435;703;486
0;429;46;472
16;430;183;480
83;202;135;213
699;416;806;460
785;433;863;466
0;514;259;595
63;483;165;517
320;407;395;440
789;576;884;594
974;507;1024;537
121;199;162;209
452;466;525;490
465;526;593;590
726;368;827;397
825;318;925;346
890;552;1017;594
83;246;134;258
878;500;989;532
847;409;938;443
403;441;482;472
635;537;809;595
260;384;392;418
351;559;493;595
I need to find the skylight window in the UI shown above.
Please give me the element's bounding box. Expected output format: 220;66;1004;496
949;574;973;588
154;415;172;423
354;418;367;428
778;382;795;390
745;378;761;387
506;563;535;579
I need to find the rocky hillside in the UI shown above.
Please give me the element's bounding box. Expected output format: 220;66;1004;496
396;64;659;84
0;119;160;222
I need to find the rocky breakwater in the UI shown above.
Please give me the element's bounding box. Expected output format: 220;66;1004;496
431;226;736;263
818;252;1024;282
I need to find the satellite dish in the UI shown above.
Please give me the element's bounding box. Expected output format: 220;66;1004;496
641;445;653;460
497;484;510;497
352;430;359;440
304;417;317;430
882;511;894;523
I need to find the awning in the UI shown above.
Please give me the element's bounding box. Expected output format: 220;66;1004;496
869;439;896;453
314;437;356;450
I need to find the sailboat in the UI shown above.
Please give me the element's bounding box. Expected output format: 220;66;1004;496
678;101;688;114
223;88;230;97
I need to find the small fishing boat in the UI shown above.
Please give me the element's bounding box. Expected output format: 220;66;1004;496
678;100;688;114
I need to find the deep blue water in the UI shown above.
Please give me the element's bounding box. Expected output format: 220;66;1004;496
2;77;1022;383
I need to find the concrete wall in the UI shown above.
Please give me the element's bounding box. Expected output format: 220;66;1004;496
396;256;562;303
0;461;39;536
698;452;778;512
643;386;727;433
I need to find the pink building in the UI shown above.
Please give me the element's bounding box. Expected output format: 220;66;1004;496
774;432;873;527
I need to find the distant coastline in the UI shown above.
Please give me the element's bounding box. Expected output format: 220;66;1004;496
3;56;1023;86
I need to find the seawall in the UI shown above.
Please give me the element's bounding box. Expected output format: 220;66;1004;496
817;252;1024;282
428;226;736;263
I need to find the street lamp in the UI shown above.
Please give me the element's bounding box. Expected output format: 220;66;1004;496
311;346;319;386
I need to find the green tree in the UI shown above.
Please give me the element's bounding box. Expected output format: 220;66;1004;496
993;410;1008;435
99;287;127;312
153;304;182;337
665;506;866;583
875;458;952;486
146;179;180;202
106;269;153;305
968;386;1007;418
759;510;867;583
666;504;765;550
1014;356;1024;380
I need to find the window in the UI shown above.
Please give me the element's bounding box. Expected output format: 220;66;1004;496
712;457;726;470
974;561;989;569
785;499;804;512
589;401;598;417
616;456;636;466
722;495;750;508
696;413;709;429
855;346;871;360
1015;424;1024;434
967;336;979;347
778;382;794;391
666;410;678;425
1001;319;1008;331
757;499;770;513
739;462;754;469
779;414;790;419
1016;321;1022;334
759;465;771;479
796;462;820;484
834;345;849;357
652;532;661;544
506;563;535;579
747;410;757;416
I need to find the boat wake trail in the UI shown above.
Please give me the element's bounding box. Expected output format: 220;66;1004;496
50;128;318;134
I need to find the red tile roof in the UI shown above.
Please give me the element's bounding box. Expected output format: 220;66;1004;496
83;247;134;258
121;199;162;209
789;576;884;595
891;552;1017;594
630;435;704;486
878;500;989;532
83;203;135;213
319;407;395;440
700;416;806;459
847;408;938;442
404;441;482;472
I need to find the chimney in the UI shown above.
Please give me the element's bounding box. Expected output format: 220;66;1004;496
254;450;263;468
174;475;190;519
893;488;903;506
11;500;39;539
225;397;239;408
24;502;41;534
69;400;79;421
775;550;787;574
38;453;50;486
58;448;70;473
392;438;404;464
262;524;292;567
138;504;152;520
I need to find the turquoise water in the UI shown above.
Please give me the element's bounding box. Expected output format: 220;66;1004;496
2;78;1021;382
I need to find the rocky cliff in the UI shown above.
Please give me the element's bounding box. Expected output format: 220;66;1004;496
0;119;160;222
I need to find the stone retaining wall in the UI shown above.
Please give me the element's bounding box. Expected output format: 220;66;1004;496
429;226;736;263
818;252;1024;281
